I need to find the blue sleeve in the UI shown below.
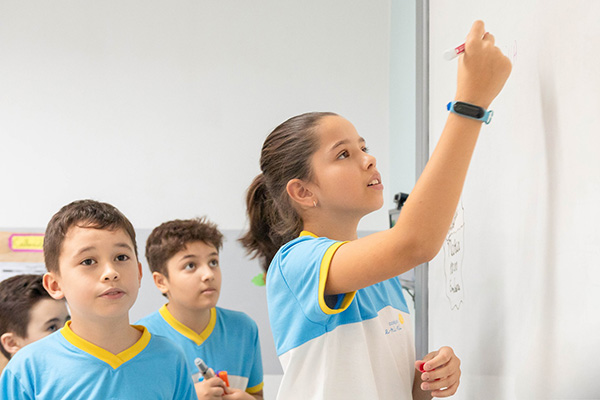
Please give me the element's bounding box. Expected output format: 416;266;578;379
246;321;264;393
276;237;354;324
0;368;33;400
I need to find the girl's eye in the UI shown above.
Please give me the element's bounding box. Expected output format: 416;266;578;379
337;150;349;160
184;263;196;271
81;259;96;266
116;254;130;262
47;324;59;333
209;259;220;268
362;146;370;153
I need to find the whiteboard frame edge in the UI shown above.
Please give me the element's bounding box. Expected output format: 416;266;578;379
415;0;430;360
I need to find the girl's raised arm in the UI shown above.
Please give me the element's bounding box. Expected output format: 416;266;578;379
326;21;512;295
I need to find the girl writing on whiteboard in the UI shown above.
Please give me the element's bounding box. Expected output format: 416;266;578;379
241;21;511;400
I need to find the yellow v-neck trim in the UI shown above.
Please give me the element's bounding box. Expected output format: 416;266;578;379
60;320;150;370
159;304;216;346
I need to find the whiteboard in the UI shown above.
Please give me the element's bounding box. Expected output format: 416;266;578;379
428;2;600;398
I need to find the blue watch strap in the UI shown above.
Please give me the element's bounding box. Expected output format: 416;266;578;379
447;101;494;124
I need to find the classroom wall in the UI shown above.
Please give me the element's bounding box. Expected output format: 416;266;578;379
0;0;395;232
0;0;419;385
390;0;416;194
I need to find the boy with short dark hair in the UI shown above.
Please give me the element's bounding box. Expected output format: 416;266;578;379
0;200;197;399
137;217;264;400
0;274;70;371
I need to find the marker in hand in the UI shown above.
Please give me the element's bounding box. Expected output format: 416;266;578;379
195;358;230;394
217;371;230;388
443;43;465;61
444;32;490;60
195;358;215;380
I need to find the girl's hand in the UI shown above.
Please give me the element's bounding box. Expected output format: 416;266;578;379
455;20;512;109
194;370;227;400
415;346;461;398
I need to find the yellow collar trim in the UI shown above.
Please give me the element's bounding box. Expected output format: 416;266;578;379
159;304;216;346
60;321;150;369
300;231;356;314
300;230;317;238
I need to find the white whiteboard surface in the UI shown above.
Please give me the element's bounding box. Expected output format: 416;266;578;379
428;2;600;399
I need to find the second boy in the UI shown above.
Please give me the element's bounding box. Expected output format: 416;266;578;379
137;217;264;400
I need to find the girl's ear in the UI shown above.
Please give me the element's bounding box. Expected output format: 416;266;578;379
43;272;65;300
152;272;170;296
286;179;316;209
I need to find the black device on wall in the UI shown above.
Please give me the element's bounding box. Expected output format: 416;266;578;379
388;192;414;301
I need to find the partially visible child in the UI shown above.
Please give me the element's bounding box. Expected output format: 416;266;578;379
136;217;264;400
0;274;70;373
0;200;197;399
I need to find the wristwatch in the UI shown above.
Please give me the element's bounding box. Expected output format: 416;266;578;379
447;101;493;124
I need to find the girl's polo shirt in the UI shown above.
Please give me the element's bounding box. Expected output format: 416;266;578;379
268;231;415;400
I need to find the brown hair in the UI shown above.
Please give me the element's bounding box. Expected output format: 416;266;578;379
43;199;138;274
145;217;223;277
239;111;337;272
0;274;54;359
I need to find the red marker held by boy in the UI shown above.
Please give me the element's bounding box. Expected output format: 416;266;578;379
216;371;230;387
195;358;230;394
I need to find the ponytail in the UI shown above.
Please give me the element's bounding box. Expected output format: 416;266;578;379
239;174;285;271
240;112;338;272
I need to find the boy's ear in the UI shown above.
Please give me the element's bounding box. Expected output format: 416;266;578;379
286;178;316;209
137;262;143;287
1;332;23;357
43;272;65;300
152;272;169;296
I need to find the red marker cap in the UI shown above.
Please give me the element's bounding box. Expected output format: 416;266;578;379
217;370;230;387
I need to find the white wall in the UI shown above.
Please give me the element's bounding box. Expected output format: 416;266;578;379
0;0;395;232
390;0;416;195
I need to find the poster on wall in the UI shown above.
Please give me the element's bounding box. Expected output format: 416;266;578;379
0;232;46;282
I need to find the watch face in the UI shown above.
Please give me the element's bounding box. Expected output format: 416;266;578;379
454;102;485;118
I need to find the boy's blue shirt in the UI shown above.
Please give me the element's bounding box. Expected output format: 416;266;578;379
136;305;264;393
0;322;196;400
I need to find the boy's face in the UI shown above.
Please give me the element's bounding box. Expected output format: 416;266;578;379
1;298;70;357
44;226;142;325
24;298;70;344
155;241;221;312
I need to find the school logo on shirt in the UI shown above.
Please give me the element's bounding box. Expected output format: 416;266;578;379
384;314;404;335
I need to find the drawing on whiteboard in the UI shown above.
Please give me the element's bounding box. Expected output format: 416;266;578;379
444;202;465;310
